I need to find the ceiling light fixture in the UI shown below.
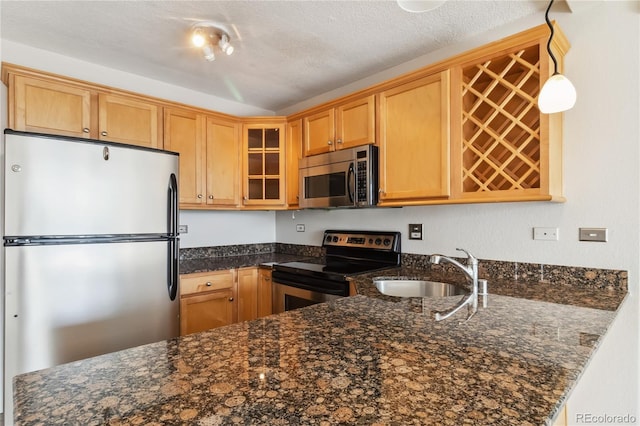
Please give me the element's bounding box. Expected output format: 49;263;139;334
190;22;234;62
396;0;446;13
538;0;576;114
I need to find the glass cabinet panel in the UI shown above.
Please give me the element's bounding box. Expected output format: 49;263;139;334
243;124;284;205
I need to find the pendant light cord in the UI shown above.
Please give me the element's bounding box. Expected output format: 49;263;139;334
545;0;559;76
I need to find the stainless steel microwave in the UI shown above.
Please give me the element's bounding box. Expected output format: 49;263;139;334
299;144;378;208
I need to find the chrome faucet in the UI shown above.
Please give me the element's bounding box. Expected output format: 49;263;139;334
429;248;479;321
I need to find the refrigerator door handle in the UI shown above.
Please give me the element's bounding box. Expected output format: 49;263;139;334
167;173;179;301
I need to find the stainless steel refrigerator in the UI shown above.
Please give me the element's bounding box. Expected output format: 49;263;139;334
2;130;180;421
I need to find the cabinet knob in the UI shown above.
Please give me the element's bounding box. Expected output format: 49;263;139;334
208;195;214;199
265;277;271;282
228;297;234;302
101;131;108;137
327;140;333;145
336;139;343;144
205;282;212;287
197;194;203;199
83;128;90;133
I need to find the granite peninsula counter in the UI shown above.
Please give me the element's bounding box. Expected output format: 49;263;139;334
13;268;627;426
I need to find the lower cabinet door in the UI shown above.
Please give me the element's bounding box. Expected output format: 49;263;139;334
180;289;235;335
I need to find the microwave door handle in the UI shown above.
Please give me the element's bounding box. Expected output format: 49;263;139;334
347;162;355;204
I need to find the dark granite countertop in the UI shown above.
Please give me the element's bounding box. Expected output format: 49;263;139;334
13;268;627;425
180;253;314;274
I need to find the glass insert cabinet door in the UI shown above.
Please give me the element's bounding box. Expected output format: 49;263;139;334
243;123;286;205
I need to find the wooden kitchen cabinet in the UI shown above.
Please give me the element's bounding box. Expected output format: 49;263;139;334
8;74;94;138
206;116;241;207
164;107;206;205
286;118;303;208
6;70;161;148
303;94;375;156
377;71;451;205
164;107;240;208
258;268;273;317
179;270;237;336
97;93;162;148
242;119;286;207
237;267;259;322
449;23;568;202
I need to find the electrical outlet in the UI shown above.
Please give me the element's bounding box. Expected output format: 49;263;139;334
296;224;305;232
409;224;423;240
533;227;558;241
178;225;188;234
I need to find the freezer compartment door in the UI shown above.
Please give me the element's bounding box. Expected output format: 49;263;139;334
4;133;178;236
4;240;179;382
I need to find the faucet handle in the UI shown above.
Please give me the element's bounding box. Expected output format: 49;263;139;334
456;248;477;263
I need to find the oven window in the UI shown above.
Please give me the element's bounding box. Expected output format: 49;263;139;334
304;172;346;199
284;294;321;311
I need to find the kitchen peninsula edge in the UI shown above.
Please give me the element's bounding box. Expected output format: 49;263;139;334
12;244;628;425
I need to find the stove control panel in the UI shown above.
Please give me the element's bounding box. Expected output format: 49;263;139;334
322;230;401;252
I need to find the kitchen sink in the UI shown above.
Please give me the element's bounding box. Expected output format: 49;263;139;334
373;278;467;298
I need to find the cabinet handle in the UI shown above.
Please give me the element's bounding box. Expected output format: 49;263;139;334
337;139;343;144
83;128;90;133
197;194;203;199
101;131;108;137
228;297;234;302
205;282;212;287
327;140;333;145
265;277;271;282
208;195;214;199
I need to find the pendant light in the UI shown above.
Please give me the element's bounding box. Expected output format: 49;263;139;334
538;0;576;114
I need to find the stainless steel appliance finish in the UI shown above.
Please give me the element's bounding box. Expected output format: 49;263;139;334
272;230;401;314
2;130;180;422
298;144;378;209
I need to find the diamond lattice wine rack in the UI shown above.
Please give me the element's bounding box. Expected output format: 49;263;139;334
451;24;569;202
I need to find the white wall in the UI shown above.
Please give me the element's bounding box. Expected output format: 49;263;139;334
0;0;5;409
179;210;275;248
277;1;640;421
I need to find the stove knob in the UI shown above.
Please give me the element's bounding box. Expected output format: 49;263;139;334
383;238;391;246
368;238;374;244
332;236;339;243
375;238;382;245
326;235;333;243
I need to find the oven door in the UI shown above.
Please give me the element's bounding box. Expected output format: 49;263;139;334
272;282;343;314
299;160;355;208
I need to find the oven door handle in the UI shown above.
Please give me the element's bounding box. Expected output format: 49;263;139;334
271;274;349;297
347;162;355;204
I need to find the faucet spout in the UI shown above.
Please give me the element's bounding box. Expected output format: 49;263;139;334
429;248;480;321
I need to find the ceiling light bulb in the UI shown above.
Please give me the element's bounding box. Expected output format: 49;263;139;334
219;34;234;55
202;44;215;61
538;73;576;114
191;29;206;48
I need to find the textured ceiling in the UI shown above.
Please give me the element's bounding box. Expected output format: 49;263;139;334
1;1;551;112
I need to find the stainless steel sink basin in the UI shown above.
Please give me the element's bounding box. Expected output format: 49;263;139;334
374;278;467;298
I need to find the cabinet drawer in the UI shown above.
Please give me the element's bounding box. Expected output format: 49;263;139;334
180;270;235;296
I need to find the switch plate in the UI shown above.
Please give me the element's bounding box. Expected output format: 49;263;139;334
409;224;423;240
296;224;305;232
533;227;559;241
178;225;188;234
579;228;608;242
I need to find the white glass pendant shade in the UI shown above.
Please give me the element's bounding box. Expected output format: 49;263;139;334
397;0;446;13
538;73;576;114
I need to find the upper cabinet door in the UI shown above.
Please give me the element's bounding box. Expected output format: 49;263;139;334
98;93;162;149
303;108;335;156
206;117;240;207
335;95;375;150
378;71;451;205
164;108;206;206
242;122;286;207
11;75;93;138
286;119;303;208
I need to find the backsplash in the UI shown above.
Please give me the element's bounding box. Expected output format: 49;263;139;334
180;244;627;292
